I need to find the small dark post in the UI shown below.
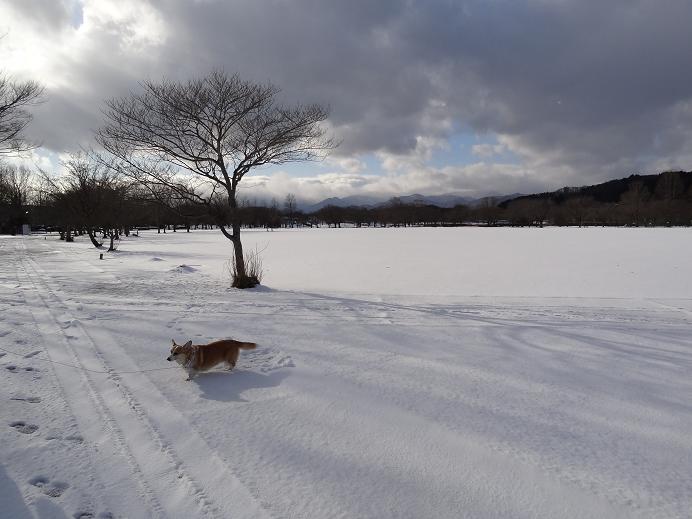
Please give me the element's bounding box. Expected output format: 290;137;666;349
99;253;103;260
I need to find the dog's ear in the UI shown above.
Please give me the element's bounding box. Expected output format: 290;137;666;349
172;339;176;345
184;340;192;348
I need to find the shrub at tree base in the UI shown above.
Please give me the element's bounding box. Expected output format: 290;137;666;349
233;274;261;289
227;246;263;289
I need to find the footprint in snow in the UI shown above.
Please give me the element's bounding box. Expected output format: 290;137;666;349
45;431;84;443
15;338;27;345
10;396;42;403
29;475;69;498
0;330;9;337
60;320;78;329
5;365;18;372
74;512;114;519
0;352;5;358
172;264;197;273
10;421;39;434
242;347;295;373
24;350;41;358
24;367;38;372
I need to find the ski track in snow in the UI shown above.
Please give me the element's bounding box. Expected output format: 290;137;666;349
1;230;692;519
2;238;273;519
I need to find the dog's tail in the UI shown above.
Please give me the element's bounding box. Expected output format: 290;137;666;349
239;342;257;350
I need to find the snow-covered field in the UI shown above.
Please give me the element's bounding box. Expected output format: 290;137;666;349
1;227;691;519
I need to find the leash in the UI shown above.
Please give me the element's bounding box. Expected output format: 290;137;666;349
0;345;178;375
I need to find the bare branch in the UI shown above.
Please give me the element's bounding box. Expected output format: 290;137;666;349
0;74;45;155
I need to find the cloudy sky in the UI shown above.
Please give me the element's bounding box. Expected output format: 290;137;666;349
2;0;692;202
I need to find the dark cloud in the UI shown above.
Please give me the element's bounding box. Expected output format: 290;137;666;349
146;0;692;168
5;0;72;32
5;0;692;191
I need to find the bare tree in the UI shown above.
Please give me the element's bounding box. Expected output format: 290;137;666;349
0;163;33;234
42;154;130;249
654;171;684;201
620;181;650;226
97;70;333;287
475;197;502;226
562;196;594;227
283;193;297;227
652;171;685;225
0;73;44;155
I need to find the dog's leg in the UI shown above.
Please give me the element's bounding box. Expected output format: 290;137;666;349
227;349;239;371
185;369;198;381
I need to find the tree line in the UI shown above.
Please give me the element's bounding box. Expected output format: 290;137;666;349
2;158;321;239
3;167;692;246
287;171;692;228
499;171;692;227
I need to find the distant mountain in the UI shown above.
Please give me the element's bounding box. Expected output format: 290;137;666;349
303;192;523;212
304;195;383;212
394;194;475;208
498;171;692;207
469;193;524;207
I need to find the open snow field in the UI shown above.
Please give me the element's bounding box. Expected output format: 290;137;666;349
1;227;691;519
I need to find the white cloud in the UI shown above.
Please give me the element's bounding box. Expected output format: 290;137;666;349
2;149;57;173
471;143;506;158
236;156;555;203
326;157;366;174
1;1;166;90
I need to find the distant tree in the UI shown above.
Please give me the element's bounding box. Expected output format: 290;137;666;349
562;196;594;227
316;205;344;228
265;197;281;230
619;181;650;226
652;171;685;225
684;184;692;225
0;163;33;234
475;197;502;226
0;73;44;155
382;197;411;227
284;193;297;227
43;155;131;249
654;171;684;201
505;199;532;226
97;70;334;287
447;204;468;225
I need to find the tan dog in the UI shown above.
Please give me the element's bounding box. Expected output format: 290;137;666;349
167;339;256;380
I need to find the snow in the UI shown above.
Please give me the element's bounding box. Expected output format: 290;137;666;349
1;227;691;519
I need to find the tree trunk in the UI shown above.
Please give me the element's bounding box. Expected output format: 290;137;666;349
87;229;103;248
220;191;257;289
232;232;247;280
